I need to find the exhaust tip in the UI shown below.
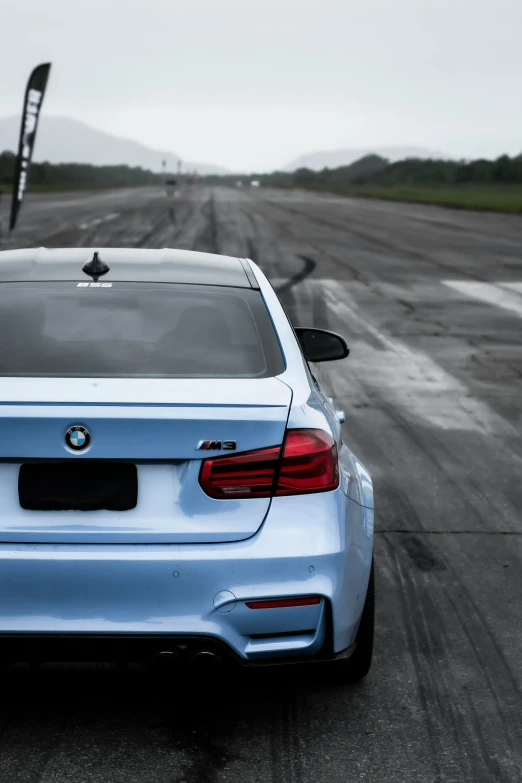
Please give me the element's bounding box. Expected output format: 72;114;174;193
187;650;221;674
150;650;183;673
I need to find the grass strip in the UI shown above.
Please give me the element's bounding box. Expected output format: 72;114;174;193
307;185;522;214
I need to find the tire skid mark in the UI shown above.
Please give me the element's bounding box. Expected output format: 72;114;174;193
233;190;326;281
137;194;198;249
26;193;169;250
382;533;521;781
446;590;522;759
156;188;212;250
443;553;522;702
193;192;219;254
242;210;266;266
401;533;447;572
305;241;363;282
274;255;316;295
253;192;426;262
246;236;259;265
371;401;522;540
245;192;364;281
255;192;516;284
274;257;318;328
384;401;522;528
379;536;447;782
384;535;484;781
135;212;172;248
269;689;305;783
243;211;264;265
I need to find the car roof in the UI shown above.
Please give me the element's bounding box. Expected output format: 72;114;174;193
0;247;259;288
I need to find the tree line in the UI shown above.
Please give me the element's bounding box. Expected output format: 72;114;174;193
352;154;522;186
0;151;166;189
205;153;522;189
1;148;521;192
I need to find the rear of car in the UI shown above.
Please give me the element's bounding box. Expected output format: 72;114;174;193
0;248;374;672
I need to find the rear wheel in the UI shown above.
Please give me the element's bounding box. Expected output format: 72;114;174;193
343;557;375;681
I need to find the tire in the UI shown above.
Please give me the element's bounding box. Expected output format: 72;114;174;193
343;556;375;681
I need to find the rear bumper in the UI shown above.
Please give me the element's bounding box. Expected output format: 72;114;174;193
0;492;374;660
0;633;356;668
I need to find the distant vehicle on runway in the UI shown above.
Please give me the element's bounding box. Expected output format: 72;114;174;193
250;180;260;187
0;247;374;678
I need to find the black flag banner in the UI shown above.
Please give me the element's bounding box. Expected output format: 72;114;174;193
9;63;51;231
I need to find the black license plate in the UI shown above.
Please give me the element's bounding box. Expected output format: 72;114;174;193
18;462;138;511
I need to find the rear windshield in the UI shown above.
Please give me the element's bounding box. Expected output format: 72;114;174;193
0;282;285;378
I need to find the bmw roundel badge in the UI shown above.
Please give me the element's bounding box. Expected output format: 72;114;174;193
65;425;91;451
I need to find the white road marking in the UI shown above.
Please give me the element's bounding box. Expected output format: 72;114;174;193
79;212;120;231
304;279;517;436
442;280;522;319
500;282;522;295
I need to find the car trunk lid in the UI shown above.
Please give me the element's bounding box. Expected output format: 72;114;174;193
0;377;292;543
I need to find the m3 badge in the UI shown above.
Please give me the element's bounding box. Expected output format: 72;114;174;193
196;440;236;451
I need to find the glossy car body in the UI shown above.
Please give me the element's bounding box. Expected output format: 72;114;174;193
0;248;374;666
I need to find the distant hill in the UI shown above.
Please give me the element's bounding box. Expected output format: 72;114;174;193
282;146;450;172
0;115;229;175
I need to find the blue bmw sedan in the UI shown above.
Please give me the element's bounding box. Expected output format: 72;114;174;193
0;247;374;678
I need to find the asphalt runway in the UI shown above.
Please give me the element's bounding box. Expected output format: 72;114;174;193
0;185;521;783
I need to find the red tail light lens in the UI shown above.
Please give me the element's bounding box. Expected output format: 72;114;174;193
276;429;339;495
199;429;339;499
199;445;280;499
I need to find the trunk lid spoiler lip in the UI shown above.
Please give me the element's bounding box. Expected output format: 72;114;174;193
0;376;292;408
0;401;288;408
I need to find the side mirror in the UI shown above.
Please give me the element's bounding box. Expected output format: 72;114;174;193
295;327;349;363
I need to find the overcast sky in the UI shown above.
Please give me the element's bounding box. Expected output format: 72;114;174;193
2;0;522;171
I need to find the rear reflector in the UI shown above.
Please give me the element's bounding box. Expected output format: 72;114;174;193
246;597;321;610
199;429;339;499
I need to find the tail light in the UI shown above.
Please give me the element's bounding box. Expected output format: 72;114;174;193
275;429;339;495
199;429;339;499
199;444;280;499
